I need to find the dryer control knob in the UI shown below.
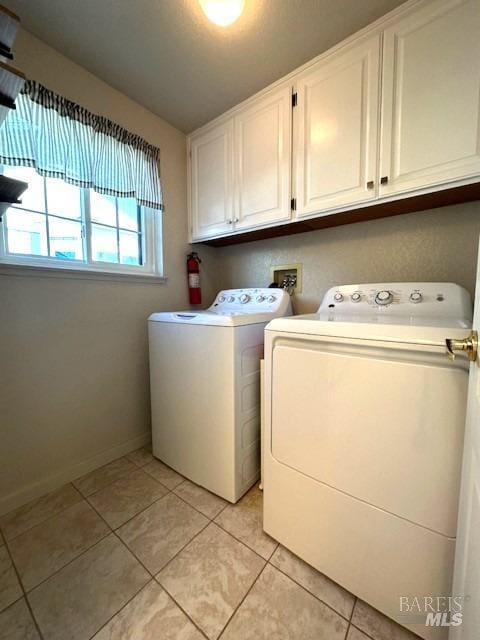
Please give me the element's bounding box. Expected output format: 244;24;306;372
218;295;226;303
240;294;251;304
267;295;277;303
333;293;344;302
256;295;266;303
375;290;393;306
410;292;423;303
351;292;361;303
227;296;235;303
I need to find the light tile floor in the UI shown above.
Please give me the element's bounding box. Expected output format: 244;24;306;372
0;446;421;640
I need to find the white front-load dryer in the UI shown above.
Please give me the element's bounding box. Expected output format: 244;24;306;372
263;283;472;640
148;288;291;502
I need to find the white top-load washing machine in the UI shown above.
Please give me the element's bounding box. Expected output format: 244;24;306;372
149;288;291;502
263;283;472;640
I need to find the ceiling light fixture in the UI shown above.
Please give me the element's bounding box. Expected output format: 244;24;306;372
199;0;245;27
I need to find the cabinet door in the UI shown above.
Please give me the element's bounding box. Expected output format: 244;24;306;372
294;34;381;218
380;0;480;196
189;121;234;240
234;87;292;230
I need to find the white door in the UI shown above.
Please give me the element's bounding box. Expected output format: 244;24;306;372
450;243;480;638
380;0;480;197
234;86;292;230
294;33;381;217
189;121;234;240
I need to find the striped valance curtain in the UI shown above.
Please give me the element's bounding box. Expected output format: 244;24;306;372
0;80;163;210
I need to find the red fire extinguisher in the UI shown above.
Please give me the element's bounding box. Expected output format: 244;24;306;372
187;252;202;305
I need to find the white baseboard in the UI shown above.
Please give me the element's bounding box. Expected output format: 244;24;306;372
0;431;151;517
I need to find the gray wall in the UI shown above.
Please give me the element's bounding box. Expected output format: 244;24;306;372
216;202;480;314
0;30;220;514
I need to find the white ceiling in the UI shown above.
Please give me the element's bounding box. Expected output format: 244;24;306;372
5;0;406;132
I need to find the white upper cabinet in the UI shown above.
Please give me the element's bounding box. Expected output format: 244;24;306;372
234;86;292;230
380;0;480;196
294;34;381;218
188;0;480;241
189;121;234;240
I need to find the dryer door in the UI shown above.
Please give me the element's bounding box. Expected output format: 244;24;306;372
270;334;468;537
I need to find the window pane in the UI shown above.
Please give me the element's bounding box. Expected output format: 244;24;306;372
91;224;118;263
119;230;141;265
48;217;84;261
117;198;139;231
6;209;48;256
3;166;46;213
45;177;81;219
90;191;116;226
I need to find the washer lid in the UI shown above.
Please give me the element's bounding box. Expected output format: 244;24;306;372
149;310;285;327
266;313;472;347
149;288;292;326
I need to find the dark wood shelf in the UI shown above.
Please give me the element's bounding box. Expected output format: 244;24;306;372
200;182;480;247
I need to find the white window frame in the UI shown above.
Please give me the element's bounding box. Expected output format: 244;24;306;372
0;177;164;278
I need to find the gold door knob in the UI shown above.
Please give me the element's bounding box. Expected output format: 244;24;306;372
445;330;478;361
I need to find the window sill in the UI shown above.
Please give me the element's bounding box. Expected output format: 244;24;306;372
0;261;167;284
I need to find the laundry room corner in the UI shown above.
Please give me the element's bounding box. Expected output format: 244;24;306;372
213;202;480;313
1;1;480;638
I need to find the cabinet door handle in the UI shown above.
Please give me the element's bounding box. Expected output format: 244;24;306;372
234;218;239;223
227;219;233;224
366;180;374;190
380;176;389;185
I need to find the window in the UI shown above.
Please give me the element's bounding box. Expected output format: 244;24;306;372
0;166;163;276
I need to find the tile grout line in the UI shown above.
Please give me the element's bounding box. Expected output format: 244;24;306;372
2;532;46;640
19;526;113;596
217;561;270;639
344;621;352;639
151;515;213;578
171;489;229;524
4;465;219;607
85;494;160;578
84;579;158;640
0;452;142;543
75;458;146;500
151;580;210;640
87;493;213;640
0;452;216;546
266;558;355;625
3;455;360;640
213;517;276;564
77;496;193;640
86;477;173;531
344;598;359;640
0;446;151;543
0;450;169;638
85;578;210;640
2;465;374;640
0;543;23;615
0;482;83;544
86;478;214;640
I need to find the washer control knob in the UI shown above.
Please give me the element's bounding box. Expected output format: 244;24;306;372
267;295;277;303
375;290;393;306
333;293;344;302
227;296;235;303
256;295;266;303
218;295;226;303
351;292;361;303
410;292;423;303
239;294;251;304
